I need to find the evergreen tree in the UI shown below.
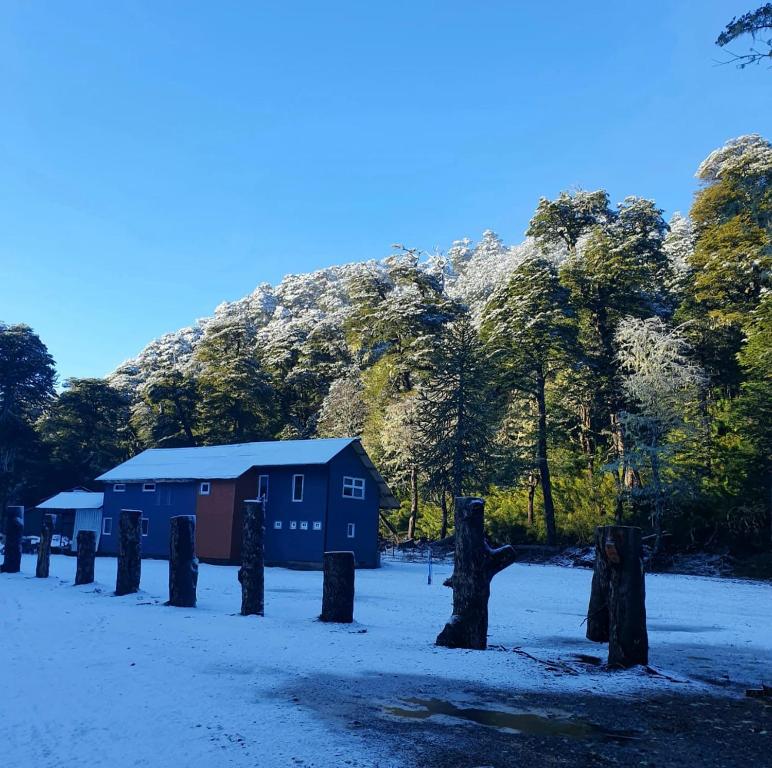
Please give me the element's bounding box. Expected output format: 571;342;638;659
133;369;199;448
481;256;577;545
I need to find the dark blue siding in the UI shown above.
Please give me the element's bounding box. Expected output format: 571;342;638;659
325;446;380;567
100;481;197;558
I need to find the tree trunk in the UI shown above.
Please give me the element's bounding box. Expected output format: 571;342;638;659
440;490;449;539
239;499;264;616
75;530;96;586
535;375;557;545
586;526;610;642
527;471;537;527
168;515;198;608
115;510;142;596
36;513;55;578
407;465;418;540
585;525;648;668
1;506;23;573
436;497;516;650
320;550;355;623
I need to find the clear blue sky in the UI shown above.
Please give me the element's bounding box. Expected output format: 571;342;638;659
1;1;768;382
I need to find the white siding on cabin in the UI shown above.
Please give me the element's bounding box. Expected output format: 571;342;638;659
71;509;103;552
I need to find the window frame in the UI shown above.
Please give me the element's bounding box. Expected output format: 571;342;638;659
291;474;304;502
289;521;297;530
258;474;269;501
142;482;156;493
347;522;356;538
313;521;322;531
342;476;365;500
113;483;125;493
102;517;113;535
273;520;282;530
199;482;211;496
141;517;150;537
300;521;308;530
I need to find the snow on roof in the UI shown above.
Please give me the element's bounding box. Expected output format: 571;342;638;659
38;491;104;510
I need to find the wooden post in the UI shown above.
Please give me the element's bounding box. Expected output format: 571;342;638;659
115;509;142;596
75;530;96;586
239;499;264;616
35;513;55;578
320;551;355;623
1;506;24;574
585;525;648;668
168;515;198;608
436;497;516;650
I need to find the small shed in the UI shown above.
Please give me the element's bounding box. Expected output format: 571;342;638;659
37;490;105;552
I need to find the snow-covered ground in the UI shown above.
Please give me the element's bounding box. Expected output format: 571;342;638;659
1;555;769;767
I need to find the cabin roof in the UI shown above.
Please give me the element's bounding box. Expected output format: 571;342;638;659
38;490;104;510
96;437;399;509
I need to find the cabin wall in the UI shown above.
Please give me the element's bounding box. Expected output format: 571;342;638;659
195;480;236;561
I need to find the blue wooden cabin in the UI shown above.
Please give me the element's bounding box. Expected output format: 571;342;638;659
95;437;398;568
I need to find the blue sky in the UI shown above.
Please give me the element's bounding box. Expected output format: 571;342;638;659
0;1;768;381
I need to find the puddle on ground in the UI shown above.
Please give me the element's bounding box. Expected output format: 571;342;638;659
383;698;636;741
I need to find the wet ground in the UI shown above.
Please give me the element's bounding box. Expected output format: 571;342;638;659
279;671;771;768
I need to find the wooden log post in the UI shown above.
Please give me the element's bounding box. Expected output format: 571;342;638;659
585;525;648;668
75;530;96;586
115;509;142;596
436;497;516;650
320;551;355;623
238;499;264;616
168;515;198;608
1;506;24;574
35;513;55;578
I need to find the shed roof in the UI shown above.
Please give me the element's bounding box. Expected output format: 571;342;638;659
96;438;399;508
38;491;104;510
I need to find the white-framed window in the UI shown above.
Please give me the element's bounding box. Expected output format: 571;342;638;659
113;483;125;493
141;518;149;537
313;521;322;531
273;520;282;530
199;482;211;496
292;474;304;502
300;521;308;530
102;517;113;535
258;474;269;500
143;482;156;493
289;521;297;530
347;523;356;538
342;476;365;500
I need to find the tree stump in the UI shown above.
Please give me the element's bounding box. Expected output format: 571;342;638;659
585;525;648;668
115;510;142;596
36;513;55;578
75;530;96;586
320;551;355;623
238;500;264;616
1;506;24;574
168;515;198;608
436;497;516;650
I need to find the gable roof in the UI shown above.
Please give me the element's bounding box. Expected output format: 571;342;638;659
95;437;400;509
38;491;104;510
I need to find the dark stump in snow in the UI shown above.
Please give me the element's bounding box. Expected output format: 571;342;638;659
115;509;142;596
75;530;96;585
320;551;355;623
168;515;198;608
35;513;55;578
586;525;648;668
239;500;264;616
436;497;516;650
1;506;24;574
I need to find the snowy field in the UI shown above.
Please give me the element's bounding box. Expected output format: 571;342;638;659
1;554;770;767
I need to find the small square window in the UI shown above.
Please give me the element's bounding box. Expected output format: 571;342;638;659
143;482;156;493
273;520;282;530
289;521;297;530
300;521;308;530
113;483;125;493
342;476;365;500
199;482;211;496
102;517;113;535
141;518;149;537
313;521;322;531
347;523;356;538
292;474;304;502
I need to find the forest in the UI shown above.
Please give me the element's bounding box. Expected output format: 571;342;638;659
1;134;770;562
